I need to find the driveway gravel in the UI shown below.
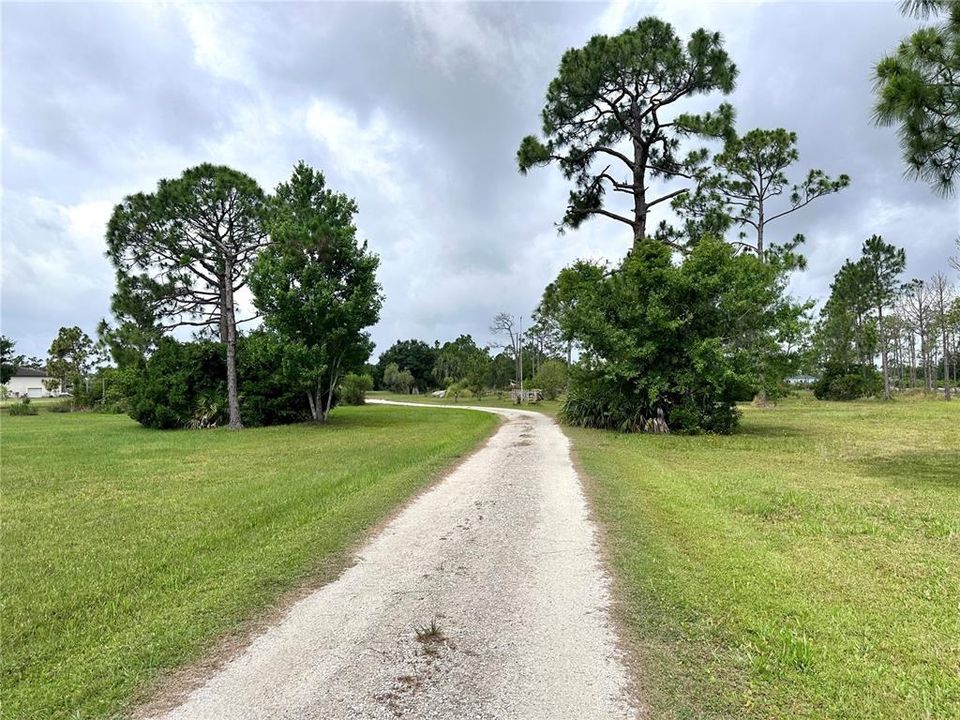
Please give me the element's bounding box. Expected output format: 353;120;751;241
148;401;636;720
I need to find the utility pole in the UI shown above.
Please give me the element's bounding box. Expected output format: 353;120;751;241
518;315;524;404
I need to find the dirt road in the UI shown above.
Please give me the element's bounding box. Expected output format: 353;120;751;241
149;401;635;719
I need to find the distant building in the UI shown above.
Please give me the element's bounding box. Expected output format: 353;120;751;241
4;367;58;398
785;374;817;386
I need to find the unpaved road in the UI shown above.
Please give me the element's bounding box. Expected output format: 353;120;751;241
148;401;635;720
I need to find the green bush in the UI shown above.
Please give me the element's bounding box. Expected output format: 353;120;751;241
129;338;225;429
554;238;792;434
128;333;313;429
813;363;883;401
532;360;568;400
446;380;466;402
237;330;313;427
7;398;38;416
383;362;414;393
340;373;373;405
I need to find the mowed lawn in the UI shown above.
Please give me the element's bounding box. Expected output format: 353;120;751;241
570;396;959;720
1;405;496;720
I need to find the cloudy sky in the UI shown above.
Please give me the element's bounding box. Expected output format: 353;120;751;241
2;1;957;360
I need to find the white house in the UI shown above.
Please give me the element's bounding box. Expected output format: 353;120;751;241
4;367;57;398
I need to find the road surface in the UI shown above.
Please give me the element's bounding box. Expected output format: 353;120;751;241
147;401;635;720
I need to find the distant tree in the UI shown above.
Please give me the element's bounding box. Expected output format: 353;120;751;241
46;326;94;394
433;335;485;387
250;162;382;421
517;17;738;249
529;301;567;364
377;339;436;390
673;128;849;256
874;0;960;195
106;163;269;428
382;362;414;394
860;235;907;399
813;261;877;372
488;352;516;390
490;313;523;386
532;359;569;400
930;271;956;398
0;336;24;385
463;349;492;399
901;278;937;390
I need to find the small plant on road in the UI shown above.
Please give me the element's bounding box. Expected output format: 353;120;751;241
414;618;444;643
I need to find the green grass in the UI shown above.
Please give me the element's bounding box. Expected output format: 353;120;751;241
371;390;563;417
1;405;496;720
570;395;960;719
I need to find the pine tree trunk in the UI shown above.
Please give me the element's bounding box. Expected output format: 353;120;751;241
943;328;952;401
879;304;891;400
223;258;242;429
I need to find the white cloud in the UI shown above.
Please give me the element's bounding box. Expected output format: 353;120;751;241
305;99;418;203
405;3;508;74
177;4;256;84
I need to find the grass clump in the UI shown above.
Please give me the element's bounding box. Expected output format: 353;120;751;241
6;397;39;416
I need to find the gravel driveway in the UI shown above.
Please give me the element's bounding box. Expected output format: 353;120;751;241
148;401;636;720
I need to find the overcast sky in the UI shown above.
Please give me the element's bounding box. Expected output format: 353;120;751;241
2;1;958;360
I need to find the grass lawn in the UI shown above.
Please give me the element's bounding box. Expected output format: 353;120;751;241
570;395;960;719
370;390;563;417
1;405;497;720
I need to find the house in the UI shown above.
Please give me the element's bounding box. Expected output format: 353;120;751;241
785;374;818;386
4;367;58;398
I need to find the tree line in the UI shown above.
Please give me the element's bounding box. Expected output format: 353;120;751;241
373;314;569;402
508;6;959;432
5;3;958;434
0;162;383;429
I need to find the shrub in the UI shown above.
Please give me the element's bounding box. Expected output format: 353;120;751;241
127;333;314;429
554;238;791;434
47;400;74;413
532;360;568;400
813;363;883;400
7;398;39;416
129;338;225;429
340;373;373;405
446;380;466;402
237;330;312;427
383;362;414;393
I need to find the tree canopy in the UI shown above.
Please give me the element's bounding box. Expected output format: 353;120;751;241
518;16;738;248
46;326;95;392
250;162;382;421
673;128;849;256
0;336;24;385
106;163;269;428
874;0;960;195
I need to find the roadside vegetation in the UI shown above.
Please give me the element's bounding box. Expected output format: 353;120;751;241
1;405;496;719
571;394;960;719
370;390;563;418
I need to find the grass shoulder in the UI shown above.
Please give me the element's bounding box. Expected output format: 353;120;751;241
569;395;960;719
1;404;497;720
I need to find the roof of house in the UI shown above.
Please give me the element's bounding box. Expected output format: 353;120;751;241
14;366;47;378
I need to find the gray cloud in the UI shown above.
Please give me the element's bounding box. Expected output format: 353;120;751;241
2;1;957;361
